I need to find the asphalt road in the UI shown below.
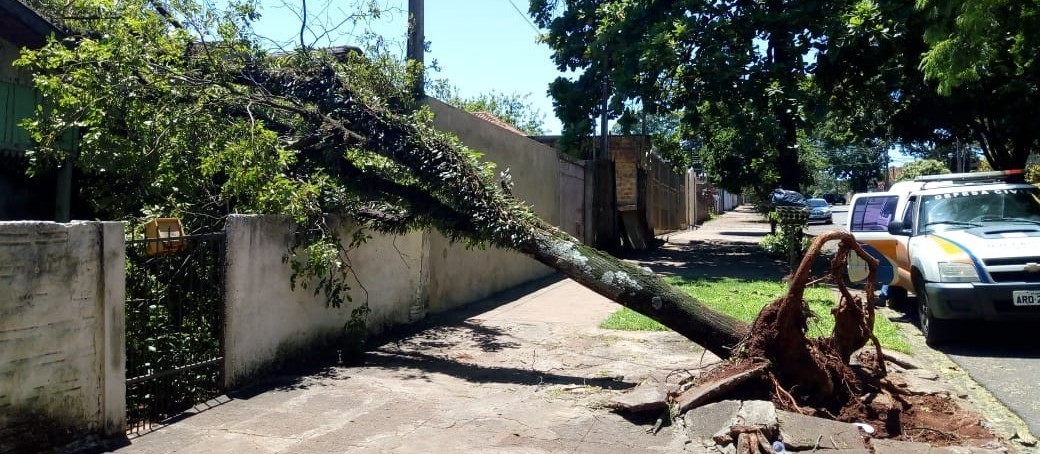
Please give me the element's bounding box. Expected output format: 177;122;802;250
938;327;1040;437
807;204;1040;437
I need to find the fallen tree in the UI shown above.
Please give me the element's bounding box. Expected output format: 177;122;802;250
22;0;886;421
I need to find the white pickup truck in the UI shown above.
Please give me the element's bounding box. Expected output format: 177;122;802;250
846;170;1040;345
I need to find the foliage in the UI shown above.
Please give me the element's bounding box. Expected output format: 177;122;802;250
426;78;547;135
895;159;950;182
15;0;445;332
664;276;909;352
759;228;810;259
818;0;1040;171
529;0;849;194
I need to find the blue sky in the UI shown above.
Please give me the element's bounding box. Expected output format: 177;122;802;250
250;0;566;134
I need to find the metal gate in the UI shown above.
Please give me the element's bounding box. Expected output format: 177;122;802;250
124;232;226;433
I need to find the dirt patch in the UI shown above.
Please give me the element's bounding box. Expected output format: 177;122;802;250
899;394;998;446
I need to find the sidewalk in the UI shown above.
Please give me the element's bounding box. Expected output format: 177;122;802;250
112;273;714;453
106;207;1017;453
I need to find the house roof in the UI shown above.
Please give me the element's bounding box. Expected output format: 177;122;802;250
0;0;63;48
472;112;527;136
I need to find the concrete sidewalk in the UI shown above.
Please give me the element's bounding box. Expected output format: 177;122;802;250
112;274;716;453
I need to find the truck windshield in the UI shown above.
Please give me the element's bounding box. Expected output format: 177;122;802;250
919;187;1040;234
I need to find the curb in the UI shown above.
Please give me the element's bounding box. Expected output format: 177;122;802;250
880;306;1039;453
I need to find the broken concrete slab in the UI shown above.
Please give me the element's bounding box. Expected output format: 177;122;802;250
684;400;742;441
737;400;778;430
903;368;940;381
674;363;769;413
888;374;956;396
607;382;671;414
884;350;926;370
777;410;867;451
872;438;934;453
939;447;1009;454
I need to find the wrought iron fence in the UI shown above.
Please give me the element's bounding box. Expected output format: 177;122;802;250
124;232;225;433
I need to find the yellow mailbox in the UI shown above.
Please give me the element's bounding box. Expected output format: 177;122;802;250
144;217;187;256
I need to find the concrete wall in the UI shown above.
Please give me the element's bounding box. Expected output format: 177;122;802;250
0;221;125;446
424;99;556;312
223;215;427;388
559;156;585;242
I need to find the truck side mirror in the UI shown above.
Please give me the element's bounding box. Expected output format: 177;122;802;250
887;221;911;236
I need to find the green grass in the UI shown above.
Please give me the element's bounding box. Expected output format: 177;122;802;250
599;277;910;353
600;308;670;331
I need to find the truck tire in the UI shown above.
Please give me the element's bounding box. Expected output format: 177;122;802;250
916;284;954;346
886;286;910;311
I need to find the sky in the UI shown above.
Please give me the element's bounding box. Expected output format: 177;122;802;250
250;0;567;134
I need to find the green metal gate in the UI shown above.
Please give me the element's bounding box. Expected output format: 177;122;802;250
124;233;226;433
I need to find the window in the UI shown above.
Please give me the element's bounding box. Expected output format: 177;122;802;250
901;197;916;228
850;196;899;232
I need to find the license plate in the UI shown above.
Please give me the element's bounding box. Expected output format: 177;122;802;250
1012;290;1040;306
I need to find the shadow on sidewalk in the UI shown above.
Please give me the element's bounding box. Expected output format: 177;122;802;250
619;239;789;281
228;275;637;398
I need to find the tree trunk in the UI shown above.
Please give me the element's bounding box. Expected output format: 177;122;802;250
518;220;748;358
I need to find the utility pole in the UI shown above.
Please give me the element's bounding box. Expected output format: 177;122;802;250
407;0;424;98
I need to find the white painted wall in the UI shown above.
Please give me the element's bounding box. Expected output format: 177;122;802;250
0;221;125;439
424;99;557;312
223;215;426;388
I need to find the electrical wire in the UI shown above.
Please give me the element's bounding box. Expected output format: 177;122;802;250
504;0;541;34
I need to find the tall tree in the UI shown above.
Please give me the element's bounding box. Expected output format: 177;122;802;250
916;0;1040;169
816;0;1040;170
530;0;846;195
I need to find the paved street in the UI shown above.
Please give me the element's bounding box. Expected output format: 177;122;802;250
939;328;1040;437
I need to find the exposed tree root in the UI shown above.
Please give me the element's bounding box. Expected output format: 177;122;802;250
674;231;886;420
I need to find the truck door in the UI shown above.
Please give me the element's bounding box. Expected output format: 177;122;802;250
847;193;906;286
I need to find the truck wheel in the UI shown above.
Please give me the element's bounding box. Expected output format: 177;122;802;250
917;288;953;346
886;286;910;311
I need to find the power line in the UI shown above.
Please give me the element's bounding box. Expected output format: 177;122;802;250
504;0;541;34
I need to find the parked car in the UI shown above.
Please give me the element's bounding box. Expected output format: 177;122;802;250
846;169;1040;345
820;193;846;205
805;198;833;224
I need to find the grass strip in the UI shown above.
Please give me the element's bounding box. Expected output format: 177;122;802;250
600;276;910;353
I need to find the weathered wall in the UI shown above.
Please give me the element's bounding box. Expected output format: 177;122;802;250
610;136;688;234
424;99;556;312
646;153;687;234
0;37;34;85
559;155;585;242
687;173;713;226
223;215;427;388
0;221;125;447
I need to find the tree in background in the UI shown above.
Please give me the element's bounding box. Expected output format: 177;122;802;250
529;0;849;197
895;159;950;182
427;79;547;135
818;0;1040;171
